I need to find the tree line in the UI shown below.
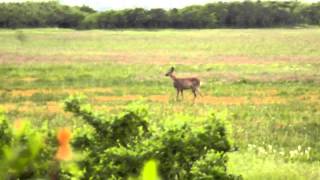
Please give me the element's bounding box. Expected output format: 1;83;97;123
0;1;319;29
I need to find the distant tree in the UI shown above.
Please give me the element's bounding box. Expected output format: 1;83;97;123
122;8;149;28
180;5;205;28
236;1;257;27
81;13;99;29
146;8;169;28
58;6;86;28
168;8;181;28
255;2;273;27
97;10;128;28
203;3;228;27
301;2;320;25
0;1;319;29
79;5;96;13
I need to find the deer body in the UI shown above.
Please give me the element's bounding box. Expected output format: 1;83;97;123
166;67;201;100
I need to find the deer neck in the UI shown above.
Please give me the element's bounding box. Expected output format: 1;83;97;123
169;74;177;81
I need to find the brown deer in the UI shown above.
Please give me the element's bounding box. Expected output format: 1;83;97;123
165;67;201;100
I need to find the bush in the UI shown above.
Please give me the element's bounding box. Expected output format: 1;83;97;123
191;150;242;180
0;95;241;179
64;95;240;179
0;111;46;179
0;108;82;179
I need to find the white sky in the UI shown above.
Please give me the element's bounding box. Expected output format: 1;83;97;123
1;0;320;11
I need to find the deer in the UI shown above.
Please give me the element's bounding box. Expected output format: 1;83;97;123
165;67;201;100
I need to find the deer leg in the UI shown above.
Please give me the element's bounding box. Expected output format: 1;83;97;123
192;89;197;99
176;89;180;101
180;90;184;99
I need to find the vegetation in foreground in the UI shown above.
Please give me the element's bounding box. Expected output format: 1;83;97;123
0;97;240;179
0;29;319;179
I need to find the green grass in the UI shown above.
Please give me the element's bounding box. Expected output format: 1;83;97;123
0;28;319;179
1;28;320;58
228;151;320;180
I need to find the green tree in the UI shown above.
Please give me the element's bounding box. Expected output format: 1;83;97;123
146;9;169;28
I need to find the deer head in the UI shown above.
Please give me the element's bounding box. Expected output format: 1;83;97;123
165;67;175;76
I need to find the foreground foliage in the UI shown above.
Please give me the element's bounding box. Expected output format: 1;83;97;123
0;95;240;179
65;95;240;179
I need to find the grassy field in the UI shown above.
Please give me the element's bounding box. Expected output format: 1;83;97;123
0;28;320;179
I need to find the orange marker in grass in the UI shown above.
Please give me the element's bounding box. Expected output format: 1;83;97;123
55;128;72;161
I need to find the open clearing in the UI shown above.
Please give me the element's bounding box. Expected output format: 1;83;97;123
0;28;319;179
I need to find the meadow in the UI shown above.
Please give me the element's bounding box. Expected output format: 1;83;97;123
0;28;319;179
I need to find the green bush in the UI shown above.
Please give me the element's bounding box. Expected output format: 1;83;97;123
64;95;240;179
0;95;241;179
0;108;82;179
0;110;45;179
191;150;242;180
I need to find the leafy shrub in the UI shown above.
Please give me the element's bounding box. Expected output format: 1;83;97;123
0;95;241;179
0;109;11;147
191;150;242;180
0;108;82;179
64;94;149;148
64;95;240;179
0;113;45;179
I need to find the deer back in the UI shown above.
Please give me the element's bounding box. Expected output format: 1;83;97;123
174;77;200;90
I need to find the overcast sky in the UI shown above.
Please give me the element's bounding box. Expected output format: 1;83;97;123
1;0;320;11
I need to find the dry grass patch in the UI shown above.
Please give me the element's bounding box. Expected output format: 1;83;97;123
1;103;16;112
46;101;62;113
197;96;247;105
245;74;320;83
95;95;141;102
0;101;63;113
20;77;38;82
94;94;286;105
148;95;170;103
250;96;286;105
9;89;39;97
251;89;279;96
298;94;320;104
1;88;113;97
